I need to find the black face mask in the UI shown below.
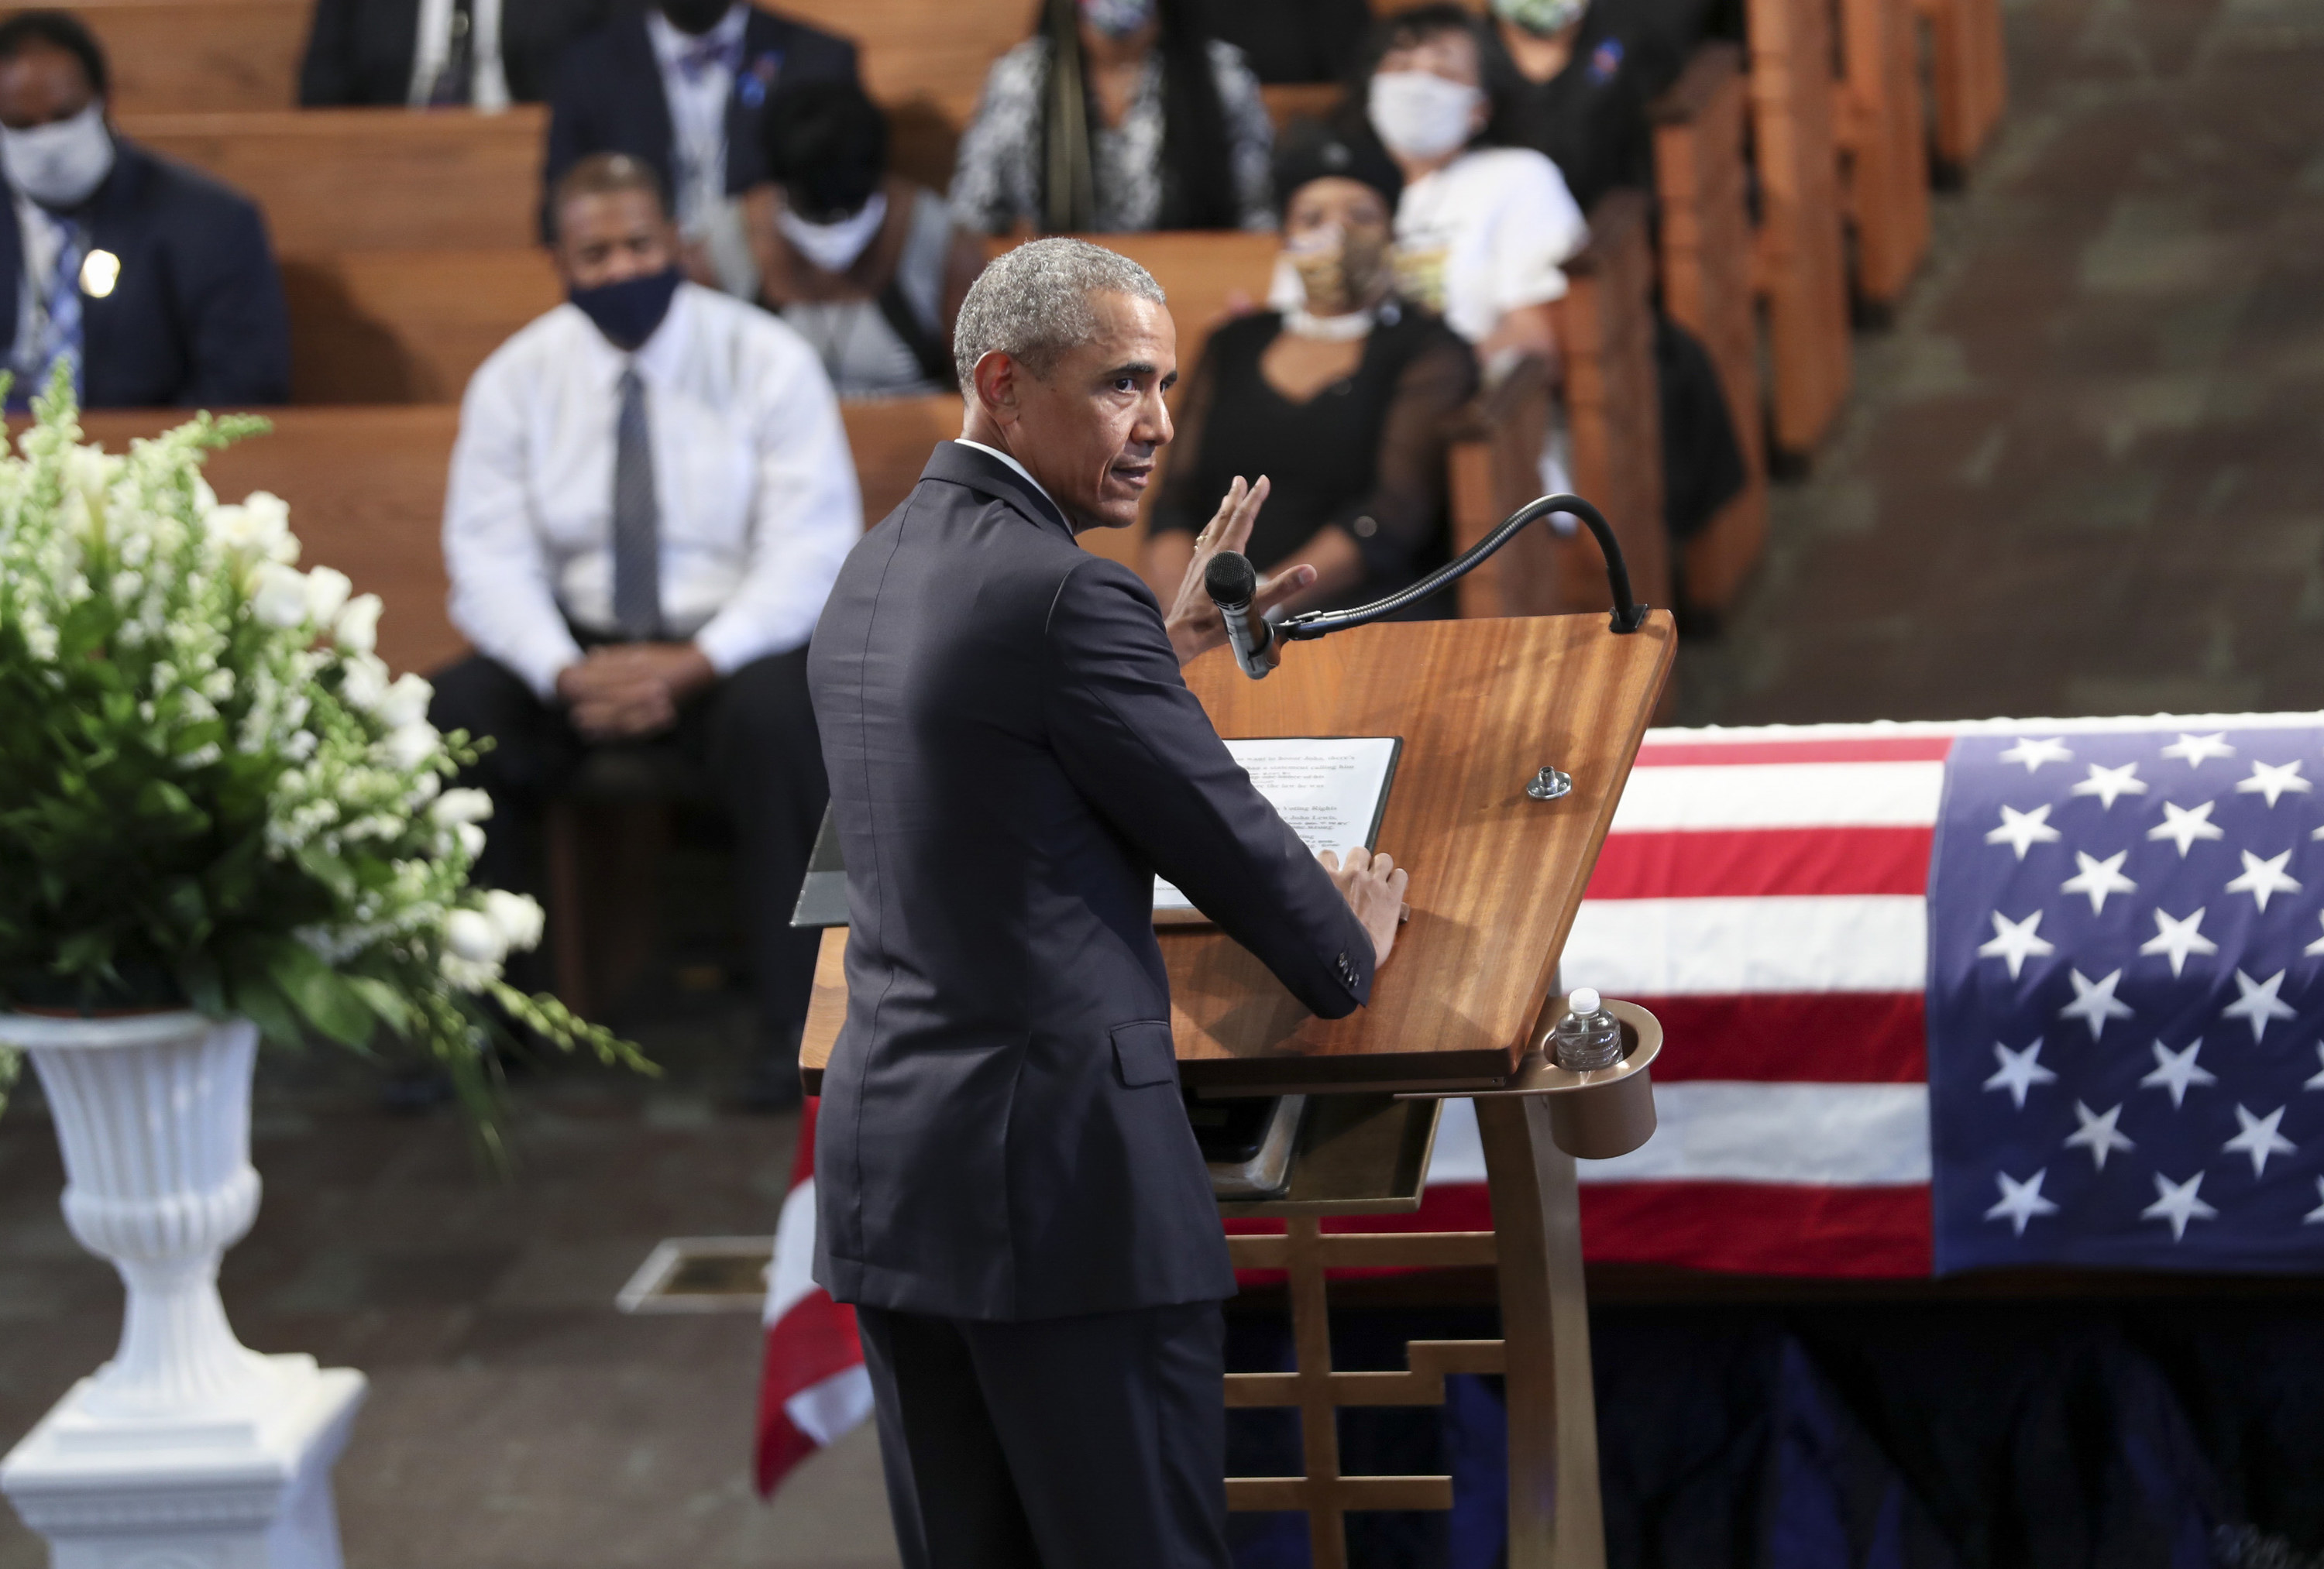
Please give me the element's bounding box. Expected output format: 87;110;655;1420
659;0;731;33
569;267;683;350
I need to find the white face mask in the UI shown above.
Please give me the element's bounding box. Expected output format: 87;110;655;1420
1367;71;1482;163
1;102;115;209
776;189;889;274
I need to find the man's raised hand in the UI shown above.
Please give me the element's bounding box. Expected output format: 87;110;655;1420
1162;476;1319;667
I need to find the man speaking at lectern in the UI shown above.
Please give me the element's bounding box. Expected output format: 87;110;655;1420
808;238;1411;1568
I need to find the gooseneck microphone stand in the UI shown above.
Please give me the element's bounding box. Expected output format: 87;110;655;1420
1205;494;1648;678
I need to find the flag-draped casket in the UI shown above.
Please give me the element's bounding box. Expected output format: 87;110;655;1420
758;716;2324;1488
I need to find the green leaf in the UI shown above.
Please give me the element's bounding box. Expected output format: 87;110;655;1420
177;949;226;1018
263;940;374;1049
229;972;304;1047
342;974;414;1039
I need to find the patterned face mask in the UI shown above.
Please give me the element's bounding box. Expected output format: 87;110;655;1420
1078;0;1157;40
1492;0;1588;36
1285;224;1391;318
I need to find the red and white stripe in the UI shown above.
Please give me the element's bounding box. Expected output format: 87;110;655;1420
755;1100;874;1495
1551;726;1950;1275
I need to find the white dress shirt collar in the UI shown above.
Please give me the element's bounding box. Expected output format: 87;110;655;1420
953;439;1073;530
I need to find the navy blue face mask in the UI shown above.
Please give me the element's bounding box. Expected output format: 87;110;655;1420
569;267;683;351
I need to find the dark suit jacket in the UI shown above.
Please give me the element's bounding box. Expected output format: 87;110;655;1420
297;0;614;105
808;442;1377;1321
0;140;290;408
541;5;858;234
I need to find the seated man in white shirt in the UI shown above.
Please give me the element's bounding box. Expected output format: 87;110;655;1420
430;151;861;1107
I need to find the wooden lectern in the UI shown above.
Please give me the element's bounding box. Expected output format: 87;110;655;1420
802;608;1676;1569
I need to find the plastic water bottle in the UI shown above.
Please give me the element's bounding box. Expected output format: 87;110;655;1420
1552;987;1624;1071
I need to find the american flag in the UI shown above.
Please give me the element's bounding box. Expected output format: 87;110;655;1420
755;714;2324;1492
1927;722;2324;1272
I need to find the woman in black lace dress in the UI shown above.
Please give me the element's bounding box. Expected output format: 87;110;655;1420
1143;123;1479;617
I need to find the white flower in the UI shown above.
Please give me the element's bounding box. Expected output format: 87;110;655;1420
334;594;383;654
208;501;286;561
340;651;389;712
457;822;486;860
250;562;312;629
242;493;297;563
64;446;114;524
303;566;352;627
373;671;433;731
444;908;508;964
481;890;545;953
383;722;441;771
431;788;494;826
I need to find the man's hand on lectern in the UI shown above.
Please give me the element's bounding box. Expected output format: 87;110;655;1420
1162;476;1318;667
1320;846;1411;970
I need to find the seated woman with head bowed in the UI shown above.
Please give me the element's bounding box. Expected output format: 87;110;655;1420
1142;123;1478;618
947;0;1276;235
746;79;987;398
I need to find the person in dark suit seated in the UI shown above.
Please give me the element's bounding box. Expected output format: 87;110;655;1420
808;236;1412;1568
545;0;858;298
1145;122;1477;619
297;0;612;108
0;12;288;409
428;153;860;1107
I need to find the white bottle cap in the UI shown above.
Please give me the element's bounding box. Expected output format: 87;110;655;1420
1569;987;1600;1015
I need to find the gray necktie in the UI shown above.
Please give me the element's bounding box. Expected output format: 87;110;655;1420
610;367;662;640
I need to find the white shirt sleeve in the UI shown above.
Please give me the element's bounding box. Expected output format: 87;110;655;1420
1485;153;1591;318
442;345;585;700
690;331;864;674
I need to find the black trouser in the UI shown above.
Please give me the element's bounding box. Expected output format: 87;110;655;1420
425;647;827;1059
854;1300;1231;1569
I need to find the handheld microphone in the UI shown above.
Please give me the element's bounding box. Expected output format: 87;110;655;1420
1204;551;1274;680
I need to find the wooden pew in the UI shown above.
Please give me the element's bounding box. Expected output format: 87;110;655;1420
1741;0;1852;458
1446;190;1666;627
66;0;308;113
1833;0;1932;309
283;249;560;403
1650;43;1767;617
1917;0;2006;171
119;107;545;255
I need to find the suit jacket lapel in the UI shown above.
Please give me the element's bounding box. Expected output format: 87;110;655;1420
623;12;676;184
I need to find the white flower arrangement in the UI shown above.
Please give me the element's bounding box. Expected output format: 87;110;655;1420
0;373;645;1145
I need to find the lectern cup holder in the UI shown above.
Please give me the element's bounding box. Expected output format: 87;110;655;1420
1407;996;1662;1160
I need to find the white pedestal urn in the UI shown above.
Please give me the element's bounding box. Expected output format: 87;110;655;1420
0;1010;366;1569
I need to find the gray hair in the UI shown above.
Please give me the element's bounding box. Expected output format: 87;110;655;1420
952;239;1167;390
